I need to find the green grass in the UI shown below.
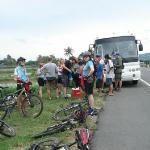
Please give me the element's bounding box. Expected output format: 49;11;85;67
0;86;104;150
0;68;105;150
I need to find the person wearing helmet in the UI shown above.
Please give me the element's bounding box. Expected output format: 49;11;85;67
14;57;30;111
14;57;29;83
82;51;95;115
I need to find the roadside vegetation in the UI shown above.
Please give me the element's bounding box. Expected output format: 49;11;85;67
0;86;104;150
0;68;105;150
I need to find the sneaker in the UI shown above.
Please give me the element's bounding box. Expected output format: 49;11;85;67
88;108;94;115
88;108;98;116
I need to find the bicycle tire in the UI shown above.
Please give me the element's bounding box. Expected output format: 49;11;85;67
32;121;71;138
0;120;16;137
53;104;80;122
0;100;7;120
21;94;43;118
32;124;66;138
53;101;88;122
27;138;60;150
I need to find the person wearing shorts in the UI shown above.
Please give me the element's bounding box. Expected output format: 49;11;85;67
37;63;46;98
56;61;63;98
95;54;104;97
41;57;58;100
59;59;72;99
82;51;95;115
105;54;114;96
114;52;123;91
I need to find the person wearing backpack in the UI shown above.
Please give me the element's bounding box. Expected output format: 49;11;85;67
82;51;95;115
114;52;123;91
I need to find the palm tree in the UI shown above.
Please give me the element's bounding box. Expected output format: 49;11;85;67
64;46;73;58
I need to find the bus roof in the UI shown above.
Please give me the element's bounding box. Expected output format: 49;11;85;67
95;36;136;44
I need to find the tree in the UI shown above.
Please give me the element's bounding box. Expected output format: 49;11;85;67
3;54;16;65
78;52;84;59
64;46;73;58
36;55;58;64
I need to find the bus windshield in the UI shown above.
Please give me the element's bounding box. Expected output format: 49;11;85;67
96;40;138;59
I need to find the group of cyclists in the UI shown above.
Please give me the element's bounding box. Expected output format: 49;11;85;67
14;50;123;115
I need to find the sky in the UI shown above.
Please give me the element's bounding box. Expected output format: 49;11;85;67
0;0;150;61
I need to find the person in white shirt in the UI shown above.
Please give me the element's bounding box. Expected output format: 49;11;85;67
105;54;114;96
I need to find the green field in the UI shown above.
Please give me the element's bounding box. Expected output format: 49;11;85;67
0;67;37;84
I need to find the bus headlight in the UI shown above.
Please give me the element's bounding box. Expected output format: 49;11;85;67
132;68;135;72
129;69;132;72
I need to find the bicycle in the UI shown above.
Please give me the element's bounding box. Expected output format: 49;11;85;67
28;128;91;150
0;82;43;119
0;86;12;120
0;86;9;98
32;119;77;139
52;96;100;122
0;119;16;137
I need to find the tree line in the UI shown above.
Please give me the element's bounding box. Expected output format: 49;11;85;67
0;46;94;67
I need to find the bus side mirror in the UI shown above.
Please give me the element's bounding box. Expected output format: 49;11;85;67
139;43;143;51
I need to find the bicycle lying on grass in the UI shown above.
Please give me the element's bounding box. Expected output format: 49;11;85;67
32;119;77;139
28;128;91;150
0;119;16;137
0;86;9;98
53;98;98;122
32;98;97;139
0;82;43;119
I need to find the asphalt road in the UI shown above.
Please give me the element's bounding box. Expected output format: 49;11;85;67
141;67;150;83
91;68;150;150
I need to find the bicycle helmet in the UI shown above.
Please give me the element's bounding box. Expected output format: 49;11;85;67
83;51;91;57
17;57;26;63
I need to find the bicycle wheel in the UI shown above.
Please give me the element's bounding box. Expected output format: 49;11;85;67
27;138;60;150
0;94;17;119
0;100;7;120
21;94;43;118
0;120;16;137
32;122;67;138
53;104;80;122
53;100;89;122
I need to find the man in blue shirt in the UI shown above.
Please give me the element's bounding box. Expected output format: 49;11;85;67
95;54;104;97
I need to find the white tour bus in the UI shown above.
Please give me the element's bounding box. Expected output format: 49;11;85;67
92;35;143;84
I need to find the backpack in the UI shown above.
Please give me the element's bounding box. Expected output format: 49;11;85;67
93;60;97;78
75;128;91;150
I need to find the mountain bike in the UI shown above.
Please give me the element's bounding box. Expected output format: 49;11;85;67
32;119;77;139
0;119;16;137
0;82;43;119
0;86;8;98
52;95;101;122
28;128;91;150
